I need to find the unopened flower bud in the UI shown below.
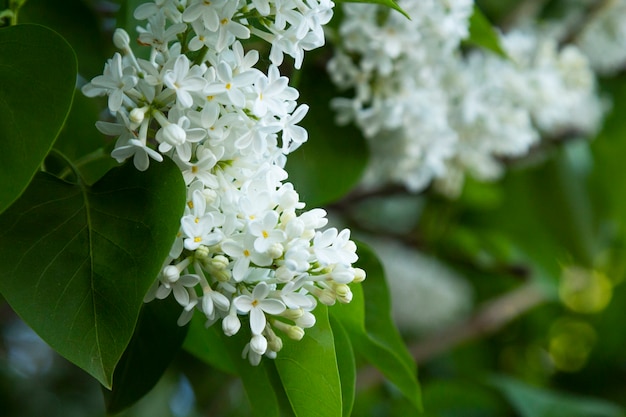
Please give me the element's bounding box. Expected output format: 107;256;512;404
156;123;186;146
275;266;294;283
318;288;336;306
286;325;305;341
280;308;304;320
250;334;268;355
268;335;283;352
295;311;316;328
223;314;241;336
130;107;145;124
336;285;353;304
211;255;229;270
195;245;210;261
268;242;284;259
352;267;366;283
113;28;131;50
162;265;180;283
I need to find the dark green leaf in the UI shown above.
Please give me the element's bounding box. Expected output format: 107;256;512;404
48;91;117;185
0;24;76;214
329;315;356;417
490;376;624;417
335;0;409;18
331;243;422;411
466;5;507;57
183;314;237;375
188;319;282;417
286;60;368;207
0;159;186;388
19;0;109;78
105;296;189;414
275;305;343;417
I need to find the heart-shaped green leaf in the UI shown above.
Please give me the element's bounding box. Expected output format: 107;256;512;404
0;24;77;214
275;305;343;417
0;159;186;388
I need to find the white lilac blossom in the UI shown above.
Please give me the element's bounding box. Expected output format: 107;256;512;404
83;0;364;365
576;0;626;75
329;0;605;196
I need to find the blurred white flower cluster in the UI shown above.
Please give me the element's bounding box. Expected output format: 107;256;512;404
329;0;605;195
572;0;626;75
83;0;365;365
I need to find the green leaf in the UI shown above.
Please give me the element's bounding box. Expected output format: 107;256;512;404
286;58;368;207
329;315;356;417
19;0;108;78
0;159;186;388
51;91;117;185
490;376;624;417
105;297;189;414
183;314;237;375
330;243;422;411
189;319;282;417
0;24;76;214
275;305;343;417
466;5;507;57
335;0;409;19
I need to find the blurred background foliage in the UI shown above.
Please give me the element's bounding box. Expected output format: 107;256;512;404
2;0;626;415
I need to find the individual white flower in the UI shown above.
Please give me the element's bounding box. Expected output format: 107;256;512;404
233;282;286;334
163;55;207;108
181;212;225;250
111;138;164;171
182;0;228;31
156;114;207;161
82;53;138;112
222;233;273;282
251;65;299;117
248;211;286;253
313;228;358;266
204;61;259;107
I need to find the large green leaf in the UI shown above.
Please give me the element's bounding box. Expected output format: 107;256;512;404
330;243;422;411
0;159;186;388
104;296;189;414
275;305;343;417
0;24;76;214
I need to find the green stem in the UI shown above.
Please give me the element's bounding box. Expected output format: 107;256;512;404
53;148;108;183
5;0;27;25
48;148;82;183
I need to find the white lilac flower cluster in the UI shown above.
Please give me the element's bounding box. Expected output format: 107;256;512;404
82;0;365;366
328;0;605;195
574;0;626;75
